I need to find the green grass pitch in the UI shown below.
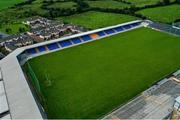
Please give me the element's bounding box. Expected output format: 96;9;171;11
24;27;180;119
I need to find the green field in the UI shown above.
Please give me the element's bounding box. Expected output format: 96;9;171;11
0;0;48;23
20;0;48;16
0;0;24;10
0;0;47;34
125;0;160;7
24;28;180;118
86;0;130;9
47;1;77;10
58;11;137;29
0;22;29;34
136;4;180;23
124;0;175;7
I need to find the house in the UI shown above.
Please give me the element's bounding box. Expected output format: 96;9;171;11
3;33;34;52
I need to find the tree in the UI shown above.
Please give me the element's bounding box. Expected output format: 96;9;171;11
75;0;89;12
176;0;180;4
19;27;25;33
5;28;12;34
163;0;170;5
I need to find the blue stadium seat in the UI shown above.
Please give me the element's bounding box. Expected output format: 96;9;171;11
38;46;46;52
81;35;92;41
27;48;36;54
104;29;115;35
97;31;106;37
131;22;140;27
114;27;124;32
71;38;82;44
47;43;59;50
122;25;131;29
59;40;72;47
